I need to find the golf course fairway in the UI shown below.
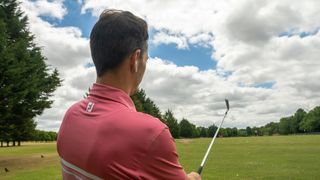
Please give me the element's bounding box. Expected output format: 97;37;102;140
1;135;320;179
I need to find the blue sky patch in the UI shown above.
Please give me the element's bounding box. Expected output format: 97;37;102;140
39;0;97;37
85;62;94;68
219;70;233;78
278;28;319;38
149;43;216;71
253;81;275;89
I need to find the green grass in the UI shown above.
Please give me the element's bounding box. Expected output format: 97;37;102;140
0;142;57;158
1;135;320;179
176;135;320;179
0;142;60;180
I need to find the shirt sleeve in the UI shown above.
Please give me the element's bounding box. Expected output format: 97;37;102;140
140;128;187;180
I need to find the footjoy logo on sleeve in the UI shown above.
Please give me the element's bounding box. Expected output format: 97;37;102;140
86;102;95;112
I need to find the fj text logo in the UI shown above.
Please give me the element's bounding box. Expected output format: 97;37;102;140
86;102;95;112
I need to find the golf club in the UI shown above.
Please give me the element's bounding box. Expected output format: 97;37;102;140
197;99;230;175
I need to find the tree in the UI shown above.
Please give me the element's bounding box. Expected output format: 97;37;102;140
252;127;262;136
237;129;247;136
199;127;207;137
131;89;145;112
225;128;232;137
279;117;291;135
231;127;238;137
131;89;163;122
300;106;320;132
219;128;228;137
179;118;193;138
286;108;307;134
290;108;306;133
191;124;200;138
32;130;57;142
261;126;272;136
246;126;252;136
263;122;279;135
144;97;162;120
163;110;180;138
207;124;218;137
0;0;61;146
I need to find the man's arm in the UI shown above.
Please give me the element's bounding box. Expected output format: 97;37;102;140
140;128;201;180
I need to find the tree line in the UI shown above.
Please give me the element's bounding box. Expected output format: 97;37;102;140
131;89;320;138
0;130;57;147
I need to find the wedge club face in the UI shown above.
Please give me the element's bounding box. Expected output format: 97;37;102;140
197;99;230;175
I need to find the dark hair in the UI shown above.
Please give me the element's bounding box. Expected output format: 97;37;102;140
90;9;149;76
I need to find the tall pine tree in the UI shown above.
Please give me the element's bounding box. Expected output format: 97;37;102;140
131;89;163;122
179;118;193;138
163;110;180;138
0;0;61;146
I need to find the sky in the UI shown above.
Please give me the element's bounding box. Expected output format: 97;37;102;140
18;0;320;131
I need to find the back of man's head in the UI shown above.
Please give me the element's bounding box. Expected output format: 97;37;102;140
90;9;149;77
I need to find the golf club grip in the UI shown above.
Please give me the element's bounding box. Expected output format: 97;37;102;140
197;166;203;174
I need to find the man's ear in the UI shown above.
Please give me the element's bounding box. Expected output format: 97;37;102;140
130;49;141;73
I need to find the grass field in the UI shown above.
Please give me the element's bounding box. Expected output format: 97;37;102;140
1;135;320;179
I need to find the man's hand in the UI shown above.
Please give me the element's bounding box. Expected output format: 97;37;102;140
187;172;201;180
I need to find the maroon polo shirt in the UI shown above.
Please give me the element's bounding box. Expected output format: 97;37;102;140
57;83;187;179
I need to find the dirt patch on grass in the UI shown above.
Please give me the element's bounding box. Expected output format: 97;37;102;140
179;139;194;144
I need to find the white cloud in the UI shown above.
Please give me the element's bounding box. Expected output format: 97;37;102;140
151;31;215;50
80;0;320;128
17;0;320;131
152;32;189;49
21;0;67;20
20;0;91;70
141;58;278;128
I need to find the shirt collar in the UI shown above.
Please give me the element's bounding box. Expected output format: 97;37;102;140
89;83;136;111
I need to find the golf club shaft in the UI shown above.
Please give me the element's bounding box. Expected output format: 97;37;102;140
197;111;228;174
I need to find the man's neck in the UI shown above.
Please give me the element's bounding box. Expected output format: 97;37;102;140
96;71;133;96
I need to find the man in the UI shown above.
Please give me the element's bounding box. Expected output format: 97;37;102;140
57;9;201;180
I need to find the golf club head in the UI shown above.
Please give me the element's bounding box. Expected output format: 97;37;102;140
225;99;229;111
